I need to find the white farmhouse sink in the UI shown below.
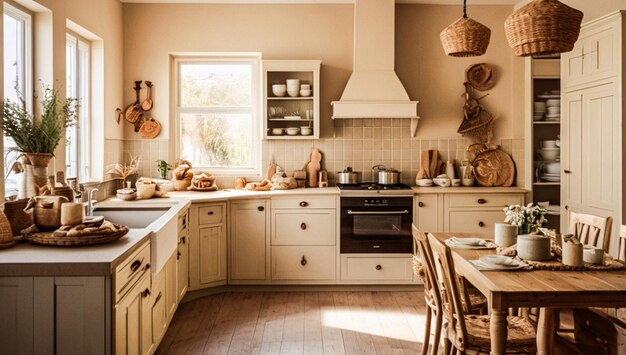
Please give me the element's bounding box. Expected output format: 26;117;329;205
92;206;178;274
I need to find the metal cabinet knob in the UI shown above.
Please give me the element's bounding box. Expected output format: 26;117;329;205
301;256;307;266
418;202;424;207
565;205;569;210
208;211;214;215
299;201;308;207
177;251;181;260
300;223;307;230
478;221;485;227
141;288;151;298
375;265;382;270
258;206;264;212
564;170;572;174
477;198;487;204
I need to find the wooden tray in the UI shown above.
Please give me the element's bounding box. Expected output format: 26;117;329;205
24;224;129;247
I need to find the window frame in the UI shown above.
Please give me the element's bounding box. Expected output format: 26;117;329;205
172;54;262;176
65;31;91;180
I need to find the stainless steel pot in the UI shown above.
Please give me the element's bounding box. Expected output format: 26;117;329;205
337;167;360;184
373;165;400;185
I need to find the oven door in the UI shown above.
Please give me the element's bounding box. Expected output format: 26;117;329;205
340;200;413;253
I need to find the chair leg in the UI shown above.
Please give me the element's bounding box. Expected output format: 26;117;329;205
421;307;432;355
431;309;442;355
443;337;451;355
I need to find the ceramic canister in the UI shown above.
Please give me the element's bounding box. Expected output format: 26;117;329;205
583;247;605;265
517;234;552;261
561;242;583;267
61;202;85;226
494;223;518;247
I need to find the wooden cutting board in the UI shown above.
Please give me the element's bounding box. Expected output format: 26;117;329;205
472;148;515;187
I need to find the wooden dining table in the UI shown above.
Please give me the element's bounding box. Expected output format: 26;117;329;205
430;232;626;355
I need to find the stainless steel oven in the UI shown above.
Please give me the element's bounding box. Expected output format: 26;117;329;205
340;195;413;253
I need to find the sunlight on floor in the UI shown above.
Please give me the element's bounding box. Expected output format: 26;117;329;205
320;307;427;343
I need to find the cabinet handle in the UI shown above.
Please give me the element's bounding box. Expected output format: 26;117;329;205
565;205;569;210
154;292;162;303
130;259;142;272
258;206;264;211
301;256;307;266
142;288;151;298
177;251;181;260
564;170;571;174
375;265;382;271
300;223;307;230
477;198;487;204
478;221;485;227
299;201;308;207
418;202;424;207
208;211;214;215
182;236;186;244
145;263;150;270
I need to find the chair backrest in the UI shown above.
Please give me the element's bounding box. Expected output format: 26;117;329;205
618;225;626;262
412;225;442;310
427;233;468;351
568;210;613;252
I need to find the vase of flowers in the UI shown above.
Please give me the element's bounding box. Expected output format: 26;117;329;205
503;204;550;260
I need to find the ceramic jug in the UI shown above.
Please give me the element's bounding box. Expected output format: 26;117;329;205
25;196;69;230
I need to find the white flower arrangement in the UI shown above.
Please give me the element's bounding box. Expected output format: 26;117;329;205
503;203;547;235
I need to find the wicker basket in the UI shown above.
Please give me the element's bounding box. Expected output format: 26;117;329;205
25;153;54;167
1;199;32;237
504;0;583;57
441;16;491;57
24;225;129;247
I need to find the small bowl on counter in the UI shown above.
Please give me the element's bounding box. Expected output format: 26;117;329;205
416;178;433;187
117;188;137;201
286;127;300;136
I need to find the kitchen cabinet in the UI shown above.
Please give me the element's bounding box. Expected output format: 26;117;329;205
0;277;34;354
340;255;414;283
270;195;338;283
189;202;227;290
560;11;624;255
263;60;321;140
413;190;526;237
177;210;189;301
229;199;269;282
115;273;152;355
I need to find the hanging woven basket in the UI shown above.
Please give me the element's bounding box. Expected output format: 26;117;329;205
440;0;491;57
504;0;583;57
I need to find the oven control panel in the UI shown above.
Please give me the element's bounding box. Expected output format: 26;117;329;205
363;199;388;206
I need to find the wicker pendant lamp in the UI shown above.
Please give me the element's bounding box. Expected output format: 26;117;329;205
504;0;583;57
440;0;491;57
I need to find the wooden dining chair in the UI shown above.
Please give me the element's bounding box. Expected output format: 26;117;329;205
568;211;613;252
412;225;443;355
427;233;538;355
617;224;626;262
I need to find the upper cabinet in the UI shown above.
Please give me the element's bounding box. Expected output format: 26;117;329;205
263;60;321;140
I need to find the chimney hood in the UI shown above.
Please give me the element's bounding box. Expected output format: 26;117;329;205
331;0;419;124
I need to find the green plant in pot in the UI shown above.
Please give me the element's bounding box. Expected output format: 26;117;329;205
156;160;171;179
3;86;78;167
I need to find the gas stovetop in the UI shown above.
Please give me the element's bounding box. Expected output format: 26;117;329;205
337;182;414;196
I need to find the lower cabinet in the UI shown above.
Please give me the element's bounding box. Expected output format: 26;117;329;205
340;254;414;283
177;231;189;302
271;246;336;280
115;274;152;355
189;202;227;290
230;199;269;282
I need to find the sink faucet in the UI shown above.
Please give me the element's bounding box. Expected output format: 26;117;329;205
87;188;99;216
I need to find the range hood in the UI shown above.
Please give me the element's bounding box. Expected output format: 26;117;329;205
331;0;419;124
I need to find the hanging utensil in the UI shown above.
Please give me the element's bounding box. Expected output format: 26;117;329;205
125;81;143;123
141;81;153;111
115;108;122;124
138;117;161;139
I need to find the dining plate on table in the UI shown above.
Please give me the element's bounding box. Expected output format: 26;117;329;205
470;256;529;271
445;237;497;249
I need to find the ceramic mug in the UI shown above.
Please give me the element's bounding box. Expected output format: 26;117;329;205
562;242;583;267
494;223;518;247
583;247;605;265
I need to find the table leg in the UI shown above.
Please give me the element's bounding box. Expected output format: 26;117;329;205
490;309;508;355
537;307;554;355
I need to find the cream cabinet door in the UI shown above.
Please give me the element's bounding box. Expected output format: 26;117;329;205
414;194;440;233
198;225;226;284
446;210;505;238
271;246;336;280
0;277;34;354
177;233;189;302
271;210;336;246
561;91;584;219
230;200;268;281
164;253;178;320
115;275;152;355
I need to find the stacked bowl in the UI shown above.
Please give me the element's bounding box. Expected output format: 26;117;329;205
538;139;560;182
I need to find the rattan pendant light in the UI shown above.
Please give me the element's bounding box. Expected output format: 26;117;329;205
504;0;583;57
440;0;491;57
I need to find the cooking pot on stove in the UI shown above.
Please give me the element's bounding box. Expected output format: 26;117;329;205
337;167;360;184
373;165;400;185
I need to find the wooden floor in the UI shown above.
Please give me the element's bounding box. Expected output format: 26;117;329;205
156;291;427;354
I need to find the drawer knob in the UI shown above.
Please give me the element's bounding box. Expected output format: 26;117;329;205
130;259;142;272
418;202;424;207
299;201;308;207
477;198;487;204
301;256;307;266
478;221;485;227
177;251;181;260
145;263;150;270
300;222;307;230
182;236;186;244
375;265;382;270
565;205;569;210
141;288;151;298
208;211;214;215
564;170;572;174
258;206;264;212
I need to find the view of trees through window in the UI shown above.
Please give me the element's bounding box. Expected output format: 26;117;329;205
178;62;256;170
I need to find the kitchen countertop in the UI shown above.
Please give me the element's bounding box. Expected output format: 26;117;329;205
412;186;528;194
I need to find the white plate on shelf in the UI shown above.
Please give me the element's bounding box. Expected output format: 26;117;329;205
541;176;561;182
538;94;561;99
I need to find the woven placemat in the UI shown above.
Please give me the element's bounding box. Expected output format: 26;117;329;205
497;244;624;271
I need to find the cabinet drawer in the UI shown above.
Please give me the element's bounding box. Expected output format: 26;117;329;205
447;210;504;237
114;242;151;303
271;210;336;246
272;196;336;209
271;246;336;280
341;256;413;281
447;194;523;209
198;204;224;225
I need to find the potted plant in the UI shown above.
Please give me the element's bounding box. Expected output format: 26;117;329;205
156;160;171;180
3;86;78;168
503;204;550;260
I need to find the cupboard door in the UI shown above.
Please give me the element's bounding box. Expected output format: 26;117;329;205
271;246;336;280
415;194;439;233
561;91;584;215
164;254;177;319
271;210;336;246
177;234;189;302
0;278;34;354
582;83;618;212
115;275;151;355
198;226;226;284
446;210;505;238
230;200;268;280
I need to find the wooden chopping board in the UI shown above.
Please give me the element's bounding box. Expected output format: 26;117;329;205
472;148;515;187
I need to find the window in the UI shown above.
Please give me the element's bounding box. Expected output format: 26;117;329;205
65;32;90;179
3;3;32;197
175;55;260;175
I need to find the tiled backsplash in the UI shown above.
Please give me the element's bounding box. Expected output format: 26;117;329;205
111;119;525;188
